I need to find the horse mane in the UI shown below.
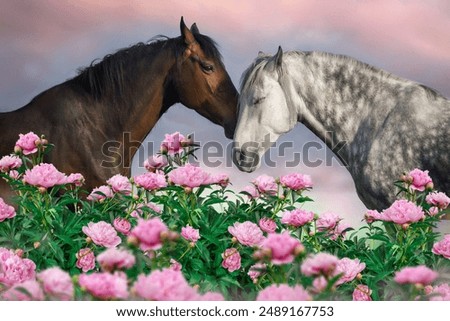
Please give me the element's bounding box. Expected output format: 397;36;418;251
73;33;222;103
240;50;445;100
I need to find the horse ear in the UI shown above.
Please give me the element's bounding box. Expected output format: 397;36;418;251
274;46;283;67
190;23;200;34
258;51;265;58
180;17;196;45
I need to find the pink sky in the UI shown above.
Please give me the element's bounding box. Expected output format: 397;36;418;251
1;0;449;229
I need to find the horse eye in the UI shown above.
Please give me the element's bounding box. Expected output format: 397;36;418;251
253;97;266;105
200;63;214;73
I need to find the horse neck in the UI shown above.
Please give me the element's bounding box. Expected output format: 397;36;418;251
75;45;179;170
116;51;177;141
283;52;402;163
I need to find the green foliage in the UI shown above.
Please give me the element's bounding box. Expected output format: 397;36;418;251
0;134;449;301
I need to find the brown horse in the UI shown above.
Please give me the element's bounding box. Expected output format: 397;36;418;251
0;17;238;197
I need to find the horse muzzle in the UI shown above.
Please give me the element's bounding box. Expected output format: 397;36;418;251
232;147;259;172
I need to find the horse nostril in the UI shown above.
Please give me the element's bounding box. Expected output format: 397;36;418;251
232;148;242;167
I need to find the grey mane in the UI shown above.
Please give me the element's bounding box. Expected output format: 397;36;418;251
240;51;445;100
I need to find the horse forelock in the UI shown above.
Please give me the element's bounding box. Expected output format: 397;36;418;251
239;56;271;94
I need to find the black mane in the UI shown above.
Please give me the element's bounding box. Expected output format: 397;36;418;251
73;34;222;102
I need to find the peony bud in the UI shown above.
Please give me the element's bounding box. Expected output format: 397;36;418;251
33;242;41;249
160;230;170;241
168;231;179;241
14;146;22;154
127;235;139;247
294;244;305;256
14;248;24;257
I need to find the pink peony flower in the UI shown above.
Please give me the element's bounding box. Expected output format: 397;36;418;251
161;132;185;155
8;170;20;180
253;174;278;195
301;253;339;277
15;132;40;155
332;221;352;240
429;206;440;216
312;276;328;293
241;185;260;199
181;225;200;243
79;272;128;299
23;163;67;189
335;258;366;285
147;202;162;214
76;248;95;272
0;247;36;286
0;155;22;172
316;211;341;231
221;248;241;272
107;174;132;194
170;259;182;271
259;217;277;233
206;173;229;187
144;154;168;172
65;173;85;187
131;202;162;218
281;209;314;227
113;217;131;236
0;197;16;222
228;221;264;246
2;280;44;301
97;247;136;271
257;284;311;301
134;172;167;191
248;263;266;281
280;173;312;191
432;235;450;259
394;265;438;286
130;218;168;251
382;200;425;225
87;185;114;201
260;232;302;265
82;221;121;248
132;268;198;300
426;192;450;210
408;168;433;191
352;284;372;301
168;164;210;189
37;267;74;300
430;283;450;301
365;209;385;223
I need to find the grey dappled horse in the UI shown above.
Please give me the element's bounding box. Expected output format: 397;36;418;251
233;47;449;211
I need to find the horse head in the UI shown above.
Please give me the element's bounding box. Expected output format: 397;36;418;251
233;47;297;172
173;17;238;139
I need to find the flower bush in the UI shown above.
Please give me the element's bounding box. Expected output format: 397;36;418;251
0;132;449;301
